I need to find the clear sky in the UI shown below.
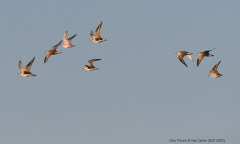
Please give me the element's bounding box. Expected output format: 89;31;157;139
0;0;239;144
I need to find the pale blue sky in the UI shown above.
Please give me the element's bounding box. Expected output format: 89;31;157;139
0;0;239;144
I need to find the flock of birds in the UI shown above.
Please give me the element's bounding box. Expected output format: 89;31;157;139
176;48;223;78
18;21;106;77
18;21;223;78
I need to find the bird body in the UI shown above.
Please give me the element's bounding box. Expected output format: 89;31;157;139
18;57;36;77
176;51;194;67
197;48;216;67
90;21;107;43
44;40;62;63
83;59;101;71
61;31;77;48
209;61;223;78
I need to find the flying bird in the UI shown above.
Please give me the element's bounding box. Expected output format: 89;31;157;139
90;21;107;43
197;48;216;67
209;61;223;78
83;59;101;71
176;51;194;67
44;40;62;63
18;57;36;77
61;31;77;48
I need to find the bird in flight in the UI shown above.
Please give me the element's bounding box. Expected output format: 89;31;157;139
176;51;194;67
61;31;77;48
209;61;223;78
90;21;107;43
83;59;101;71
18;57;36;77
197;48;216;67
44;40;62;63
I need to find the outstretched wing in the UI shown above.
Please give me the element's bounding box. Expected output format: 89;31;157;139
95;21;102;38
19;61;24;71
25;57;35;72
210;61;221;74
63;31;70;44
88;59;101;67
44;54;51;63
204;48;216;53
88;60;94;67
90;30;96;38
68;34;77;43
197;55;204;67
51;40;62;50
178;55;187;67
186;55;194;62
